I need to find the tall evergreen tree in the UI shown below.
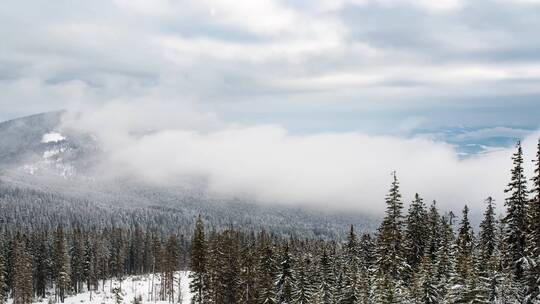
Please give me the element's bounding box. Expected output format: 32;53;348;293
12;235;32;304
448;206;474;303
404;193;428;275
376;172;406;281
256;235;278;304
189;216;207;304
524;139;540;303
276;245;294;304
318;248;335;304
479;197;497;268
0;243;7;304
503;141;529;280
54;227;71;303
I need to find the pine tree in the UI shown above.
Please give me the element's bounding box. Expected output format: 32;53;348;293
404;193;429;275
446;206;475;303
456;206;474;285
341;227;361;304
417;255;439;304
12;235;32;304
376;172;407;281
276;245;294;304
164;235;179;302
292;255;313;304
54;227;71;303
525;138;540;302
503;141;529;280
70;228;85;293
478;197;497;269
256;235;278;304
426;201;442;261
318;248;335;304
0;244;7;304
189;216;207;304
436;215;456;301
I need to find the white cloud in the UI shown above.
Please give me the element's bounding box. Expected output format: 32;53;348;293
60;103;540;215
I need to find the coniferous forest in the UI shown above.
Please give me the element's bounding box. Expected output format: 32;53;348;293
1;140;540;304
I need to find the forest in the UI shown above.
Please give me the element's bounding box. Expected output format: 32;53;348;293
0;140;539;304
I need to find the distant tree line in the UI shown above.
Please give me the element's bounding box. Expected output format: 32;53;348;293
0;140;539;303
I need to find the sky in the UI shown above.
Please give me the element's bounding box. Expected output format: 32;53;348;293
2;0;540;214
2;0;540;133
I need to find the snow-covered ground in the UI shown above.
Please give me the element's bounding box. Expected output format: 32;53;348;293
8;272;192;304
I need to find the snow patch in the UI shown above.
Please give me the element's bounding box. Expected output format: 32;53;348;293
41;132;66;143
7;272;192;304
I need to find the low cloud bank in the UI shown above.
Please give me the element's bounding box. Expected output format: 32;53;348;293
61;101;539;215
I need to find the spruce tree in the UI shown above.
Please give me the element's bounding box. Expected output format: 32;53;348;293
276;245;294;304
12;235;32;304
292;255;313;304
417;255;438;304
189;216;207;304
341;227;361;304
376;172;406;281
436;215;456;301
525;138;540;302
0;245;7;304
54;227;71;303
318;248;335;304
404;193;428;277
164;235;179;302
256;236;278;304
447;205;474;303
503;141;529;280
479;197;497;268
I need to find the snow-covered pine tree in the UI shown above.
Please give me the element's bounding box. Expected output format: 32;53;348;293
215;229;242;304
70;227;85;293
447;206;474;303
359;234;375;304
31;233;50;299
189;216;207;304
426;201;442;261
318;248;335;304
436;214;456;302
375;172;407;283
12;234;32;304
503;141;529;281
256;234;278;304
340;226;361;304
276;245;294;304
479;197;497;269
477;197;501;303
418;255;439;304
239;232;257;304
404;193;429;279
54;227;71;303
525;139;540;302
495;218;523;302
164;235;179;302
0;241;7;304
292;255;313;304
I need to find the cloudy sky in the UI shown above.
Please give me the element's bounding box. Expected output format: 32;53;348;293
2;0;540;134
2;0;540;213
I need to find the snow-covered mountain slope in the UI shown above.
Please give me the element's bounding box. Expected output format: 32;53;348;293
0;111;99;177
0;112;378;237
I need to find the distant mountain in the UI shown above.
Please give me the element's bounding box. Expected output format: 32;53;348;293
0;112;378;238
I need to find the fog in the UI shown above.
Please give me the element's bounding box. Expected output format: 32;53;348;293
61;101;539;215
